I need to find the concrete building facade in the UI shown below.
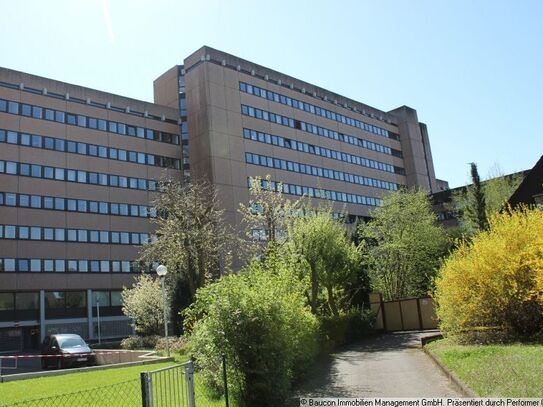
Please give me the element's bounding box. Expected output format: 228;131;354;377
0;68;182;351
1;46;439;351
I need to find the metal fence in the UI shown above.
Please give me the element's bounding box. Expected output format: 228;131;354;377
141;362;195;407
2;359;230;407
1;378;141;407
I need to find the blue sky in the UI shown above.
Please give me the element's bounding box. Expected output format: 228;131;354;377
1;0;541;187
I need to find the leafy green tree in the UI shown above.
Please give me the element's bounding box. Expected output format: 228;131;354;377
359;189;448;301
450;164;524;235
138;179;234;301
466;162;488;231
121;274;164;336
289;211;367;315
184;252;319;407
239;175;304;254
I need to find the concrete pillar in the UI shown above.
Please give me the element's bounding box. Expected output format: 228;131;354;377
87;289;93;340
39;290;45;342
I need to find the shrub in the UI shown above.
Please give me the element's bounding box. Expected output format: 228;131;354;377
320;308;375;350
120;335;160;350
184;255;319;407
155;336;187;354
435;207;543;341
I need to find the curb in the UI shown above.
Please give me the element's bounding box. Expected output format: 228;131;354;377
0;356;174;383
421;338;476;397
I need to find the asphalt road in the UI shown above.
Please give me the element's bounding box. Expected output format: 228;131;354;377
291;332;463;401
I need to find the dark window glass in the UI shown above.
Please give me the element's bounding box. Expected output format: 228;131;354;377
0;99;7;112
8;101;19;114
66;292;85;307
66;114;76;125
32;106;43;119
45;292;64;308
19;195;30;207
54;111;65;123
21;163;35;178
77;115;87;127
30;196;41;208
31;135;42;148
0;293;15;310
18;259;29;272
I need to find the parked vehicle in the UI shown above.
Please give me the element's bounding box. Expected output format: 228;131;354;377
41;334;96;369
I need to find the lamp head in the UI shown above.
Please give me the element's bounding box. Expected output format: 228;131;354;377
156;264;168;277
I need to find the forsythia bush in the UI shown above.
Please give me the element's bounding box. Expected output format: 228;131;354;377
435;207;543;340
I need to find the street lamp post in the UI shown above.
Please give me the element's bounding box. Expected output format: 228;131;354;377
156;264;169;357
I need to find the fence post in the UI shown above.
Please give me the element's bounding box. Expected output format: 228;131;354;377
140;371;151;407
222;354;229;407
185;361;196;407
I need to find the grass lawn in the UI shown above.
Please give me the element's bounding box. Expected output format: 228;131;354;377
426;338;543;397
1;359;227;406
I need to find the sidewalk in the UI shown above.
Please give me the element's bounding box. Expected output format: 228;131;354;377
293;332;463;399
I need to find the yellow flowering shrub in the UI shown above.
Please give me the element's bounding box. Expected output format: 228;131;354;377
435;207;543;340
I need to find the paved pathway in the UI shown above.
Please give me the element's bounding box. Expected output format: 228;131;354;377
292;332;463;400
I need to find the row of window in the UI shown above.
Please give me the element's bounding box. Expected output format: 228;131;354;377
0;129;181;170
240;82;399;141
0;79;177;124
0;225;152;245
0;290;123;311
0;258;138;273
248;177;383;207
243;128;403;175
0;191;153;218
241;105;401;157
0;98;180;145
0;160;157;191
245;152;399;191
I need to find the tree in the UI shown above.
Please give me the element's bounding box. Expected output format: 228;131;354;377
358;189;448;301
122;274;164;336
239;175;304;254
450;164;524;235
465;162;488;231
289;211;367;315
138;179;234;302
184;252;319;406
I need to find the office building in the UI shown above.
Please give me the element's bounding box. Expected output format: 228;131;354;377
0;68;182;351
0;46;439;351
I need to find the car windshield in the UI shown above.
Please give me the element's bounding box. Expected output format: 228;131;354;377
58;336;87;348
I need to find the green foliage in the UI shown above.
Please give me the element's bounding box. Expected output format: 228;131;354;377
239;175;304;254
155;336;187;354
435;207;543;341
289;210;368;315
184;253;319;407
139;179;235;300
449;165;524;236
359;189;448;301
320;308;375;350
121;274;164;336
120;335;161;350
467;162;489;231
